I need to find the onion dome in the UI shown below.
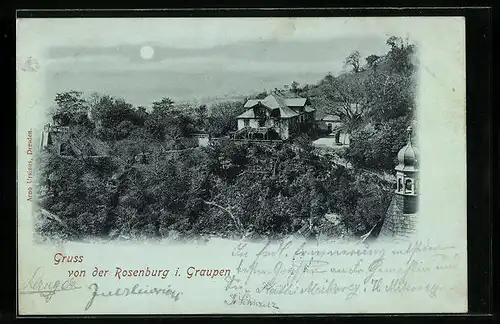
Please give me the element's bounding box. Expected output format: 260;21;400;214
395;126;418;171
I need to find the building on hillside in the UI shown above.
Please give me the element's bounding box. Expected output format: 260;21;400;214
234;91;316;140
40;115;70;155
40;114;109;158
316;113;350;145
378;126;419;239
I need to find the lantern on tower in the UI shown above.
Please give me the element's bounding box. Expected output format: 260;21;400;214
394;126;419;213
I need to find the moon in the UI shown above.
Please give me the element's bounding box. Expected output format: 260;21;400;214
140;46;154;60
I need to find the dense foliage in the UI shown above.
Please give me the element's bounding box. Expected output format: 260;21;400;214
36;133;392;241
296;36;418;170
35;35;416;241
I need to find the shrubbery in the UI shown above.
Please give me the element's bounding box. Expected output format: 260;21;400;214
36;130;393;241
345;116;412;170
35;35;417;241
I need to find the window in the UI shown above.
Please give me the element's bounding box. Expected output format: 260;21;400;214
270;109;280;118
398;178;403;192
259;119;266;127
244;119;250;127
405;179;413;193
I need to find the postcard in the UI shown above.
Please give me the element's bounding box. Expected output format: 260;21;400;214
16;16;467;315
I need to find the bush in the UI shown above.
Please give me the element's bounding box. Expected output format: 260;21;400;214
38;87;404;242
345;116;411;170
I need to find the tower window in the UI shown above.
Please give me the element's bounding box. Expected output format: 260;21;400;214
398;178;403;192
405;179;413;193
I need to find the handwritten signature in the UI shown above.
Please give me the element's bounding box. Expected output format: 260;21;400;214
20;267;82;302
225;290;279;310
85;283;182;311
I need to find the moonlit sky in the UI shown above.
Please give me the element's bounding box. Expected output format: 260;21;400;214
18;18;399;108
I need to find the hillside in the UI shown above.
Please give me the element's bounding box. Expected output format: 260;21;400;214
34;35;417;242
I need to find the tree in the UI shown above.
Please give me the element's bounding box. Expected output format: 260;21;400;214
298;84;310;97
152;97;175;115
345;116;412;170
194;104;208;131
255;91;268;99
291;81;300;94
386;36;416;73
363;71;415;123
37;29;420;242
86;92;102;122
53;91;90;126
207;101;246;137
145;112;166;141
89;95;140;142
145;98;197;146
116;120;136;140
135;106;149;126
54;91;88;114
344;51;361;73
321;75;366;136
386;36;404;50
366;54;380;68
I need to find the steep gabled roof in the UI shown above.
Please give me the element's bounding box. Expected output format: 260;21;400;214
237;109;256;118
236;105;299;119
284;98;308;107
244;99;261;108
246;93;309;109
279;106;300;118
261;94;283;109
240;93;302;119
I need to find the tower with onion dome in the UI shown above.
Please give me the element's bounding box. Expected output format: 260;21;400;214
379;126;419;238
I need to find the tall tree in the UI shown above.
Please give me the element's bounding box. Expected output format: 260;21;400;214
344;51;361;73
322;75;366;135
363;71;415;123
135;106;149;126
194;104;208;131
386;36;416;73
53;91;90;126
386;36;404;50
291;81;300;94
152;97;175;115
